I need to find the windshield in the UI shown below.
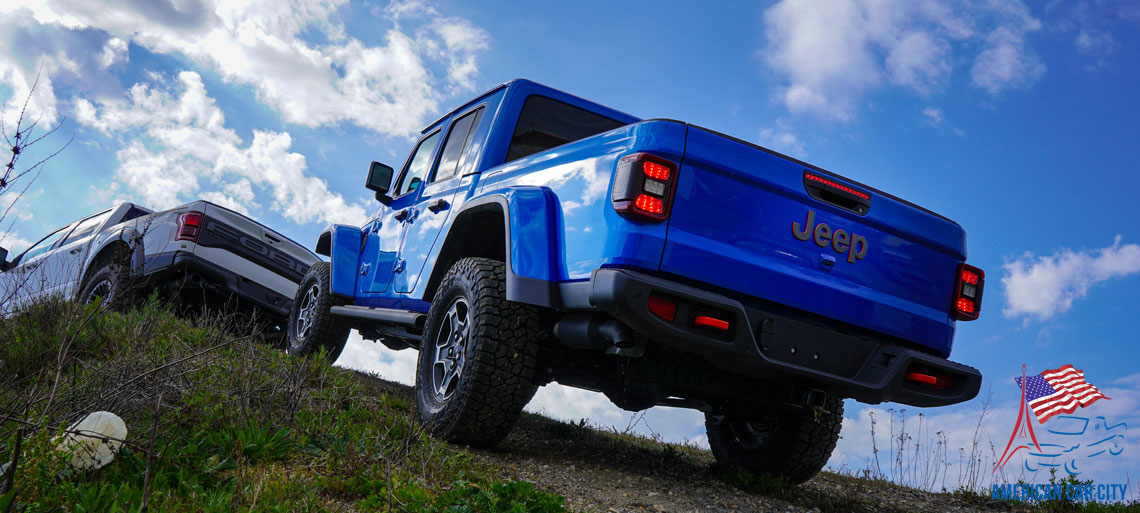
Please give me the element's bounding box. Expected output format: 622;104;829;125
19;224;73;263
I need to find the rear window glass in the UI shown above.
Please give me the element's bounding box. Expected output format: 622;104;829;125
506;96;625;163
123;206;151;221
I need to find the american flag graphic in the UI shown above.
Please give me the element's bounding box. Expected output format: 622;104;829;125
1015;365;1109;424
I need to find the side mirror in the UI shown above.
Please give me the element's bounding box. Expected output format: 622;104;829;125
0;247;8;272
366;161;395;204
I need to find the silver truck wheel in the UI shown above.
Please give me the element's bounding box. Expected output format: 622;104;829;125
286;262;349;361
294;283;319;341
83;278;113;304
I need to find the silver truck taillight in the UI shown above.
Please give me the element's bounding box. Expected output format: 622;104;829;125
611;153;678;222
176;211;204;242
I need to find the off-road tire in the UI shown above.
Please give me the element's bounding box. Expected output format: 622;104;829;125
705;397;844;485
78;258;132;310
415;257;541;448
286;262;350;362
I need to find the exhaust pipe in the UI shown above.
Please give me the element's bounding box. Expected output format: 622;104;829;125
553;314;644;357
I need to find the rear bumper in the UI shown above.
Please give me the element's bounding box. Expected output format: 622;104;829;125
587;268;981;407
143;250;293;319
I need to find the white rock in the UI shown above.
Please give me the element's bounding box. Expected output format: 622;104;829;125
55;411;127;470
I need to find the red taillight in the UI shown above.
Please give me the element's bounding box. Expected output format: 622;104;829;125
634;194;663;215
905;372;938;385
176;211;204;242
905;371;952;390
648;295;677;322
694;315;730;331
643;161;671;181
952;264;984;321
612;153;678;222
804;172;871;200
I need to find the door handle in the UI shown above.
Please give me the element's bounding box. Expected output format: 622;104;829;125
69;248;82;255
394;208;411;222
427;198;449;213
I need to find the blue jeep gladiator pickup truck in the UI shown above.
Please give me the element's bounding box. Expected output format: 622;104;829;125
287;79;984;483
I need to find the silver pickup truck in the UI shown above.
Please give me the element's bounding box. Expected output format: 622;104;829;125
0;201;318;329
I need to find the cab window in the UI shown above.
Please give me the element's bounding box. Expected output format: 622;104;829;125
394;130;441;197
433;107;484;183
60;210;112;246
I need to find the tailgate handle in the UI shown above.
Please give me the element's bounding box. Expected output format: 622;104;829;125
262;232;282;244
803;171;872;215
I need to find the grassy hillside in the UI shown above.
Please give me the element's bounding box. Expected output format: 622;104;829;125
1;299;1137;513
0;299;563;512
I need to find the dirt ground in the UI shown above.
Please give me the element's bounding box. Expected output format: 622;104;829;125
357;372;1002;513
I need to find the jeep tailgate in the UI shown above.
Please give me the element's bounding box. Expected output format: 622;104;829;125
660;126;966;356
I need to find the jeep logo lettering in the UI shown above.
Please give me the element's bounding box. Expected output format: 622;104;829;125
792;210;867;264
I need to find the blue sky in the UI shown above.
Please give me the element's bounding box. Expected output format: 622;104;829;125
2;0;1138;491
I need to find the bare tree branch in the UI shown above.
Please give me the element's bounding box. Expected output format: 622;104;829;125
0;59;71;223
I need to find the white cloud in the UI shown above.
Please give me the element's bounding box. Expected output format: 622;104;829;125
424;17;489;92
4;0;489;138
75;71;368;225
1112;373;1140;388
922;106;943;125
0;17;61;128
761;0;1044;120
1002;236;1140;322
0;231;35;254
761;0;882;122
0;193;34;222
971;26;1045;95
885;31;951;92
527;387;707;445
199;191;252;216
99;37;127;68
1074;29;1118;56
335;330;419;385
757;127;806;157
386;0;488;93
527;384;627;425
1060;0;1130;62
0;8;140;130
